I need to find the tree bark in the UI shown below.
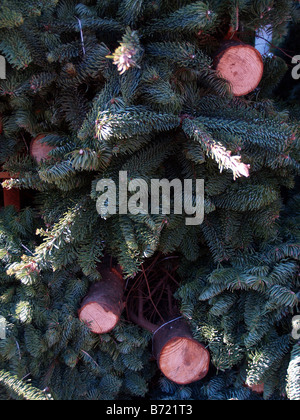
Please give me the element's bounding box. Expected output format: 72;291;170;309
78;265;124;334
3;188;21;211
0;172;20;211
214;41;264;96
152;317;210;385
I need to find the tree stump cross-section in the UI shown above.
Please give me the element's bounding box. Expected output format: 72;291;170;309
152;317;210;385
214;41;264;96
78;265;124;334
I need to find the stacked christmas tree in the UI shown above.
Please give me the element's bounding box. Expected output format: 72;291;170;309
0;0;299;400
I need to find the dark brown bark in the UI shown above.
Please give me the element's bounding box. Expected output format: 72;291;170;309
3;188;21;211
0;172;20;211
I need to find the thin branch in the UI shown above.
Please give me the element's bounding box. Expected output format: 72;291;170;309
254;34;295;60
167;285;173;314
142;263;165;323
162;268;179;286
127;289;158;334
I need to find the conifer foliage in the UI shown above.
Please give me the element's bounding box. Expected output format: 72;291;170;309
0;0;299;400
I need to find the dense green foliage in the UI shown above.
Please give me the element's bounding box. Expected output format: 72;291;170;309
0;0;299;400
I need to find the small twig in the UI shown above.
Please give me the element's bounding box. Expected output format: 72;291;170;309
125;254;161;315
15;339;22;360
80;350;100;368
143;253;161;273
157;255;179;263
20;133;29;154
162;268;179;286
146;278;165;300
167;285;173;314
21;243;34;256
138;288;144;318
42;359;58;390
76;17;86;56
148;282;166;323
235;6;239;33
125;273;144;320
254;34;295;60
142;264;165;323
152;316;184;337
21;372;31;381
127;291;158;333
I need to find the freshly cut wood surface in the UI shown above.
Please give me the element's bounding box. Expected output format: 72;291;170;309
214;42;264;96
248;383;264;394
158;336;210;384
152;317;210;384
79;302;119;334
78;265;124;334
30;134;55;163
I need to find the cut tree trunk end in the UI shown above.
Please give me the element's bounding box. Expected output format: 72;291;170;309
214;41;264;96
78;265;124;334
30;134;55;163
246;383;264;394
126;256;210;385
152;317;210;385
